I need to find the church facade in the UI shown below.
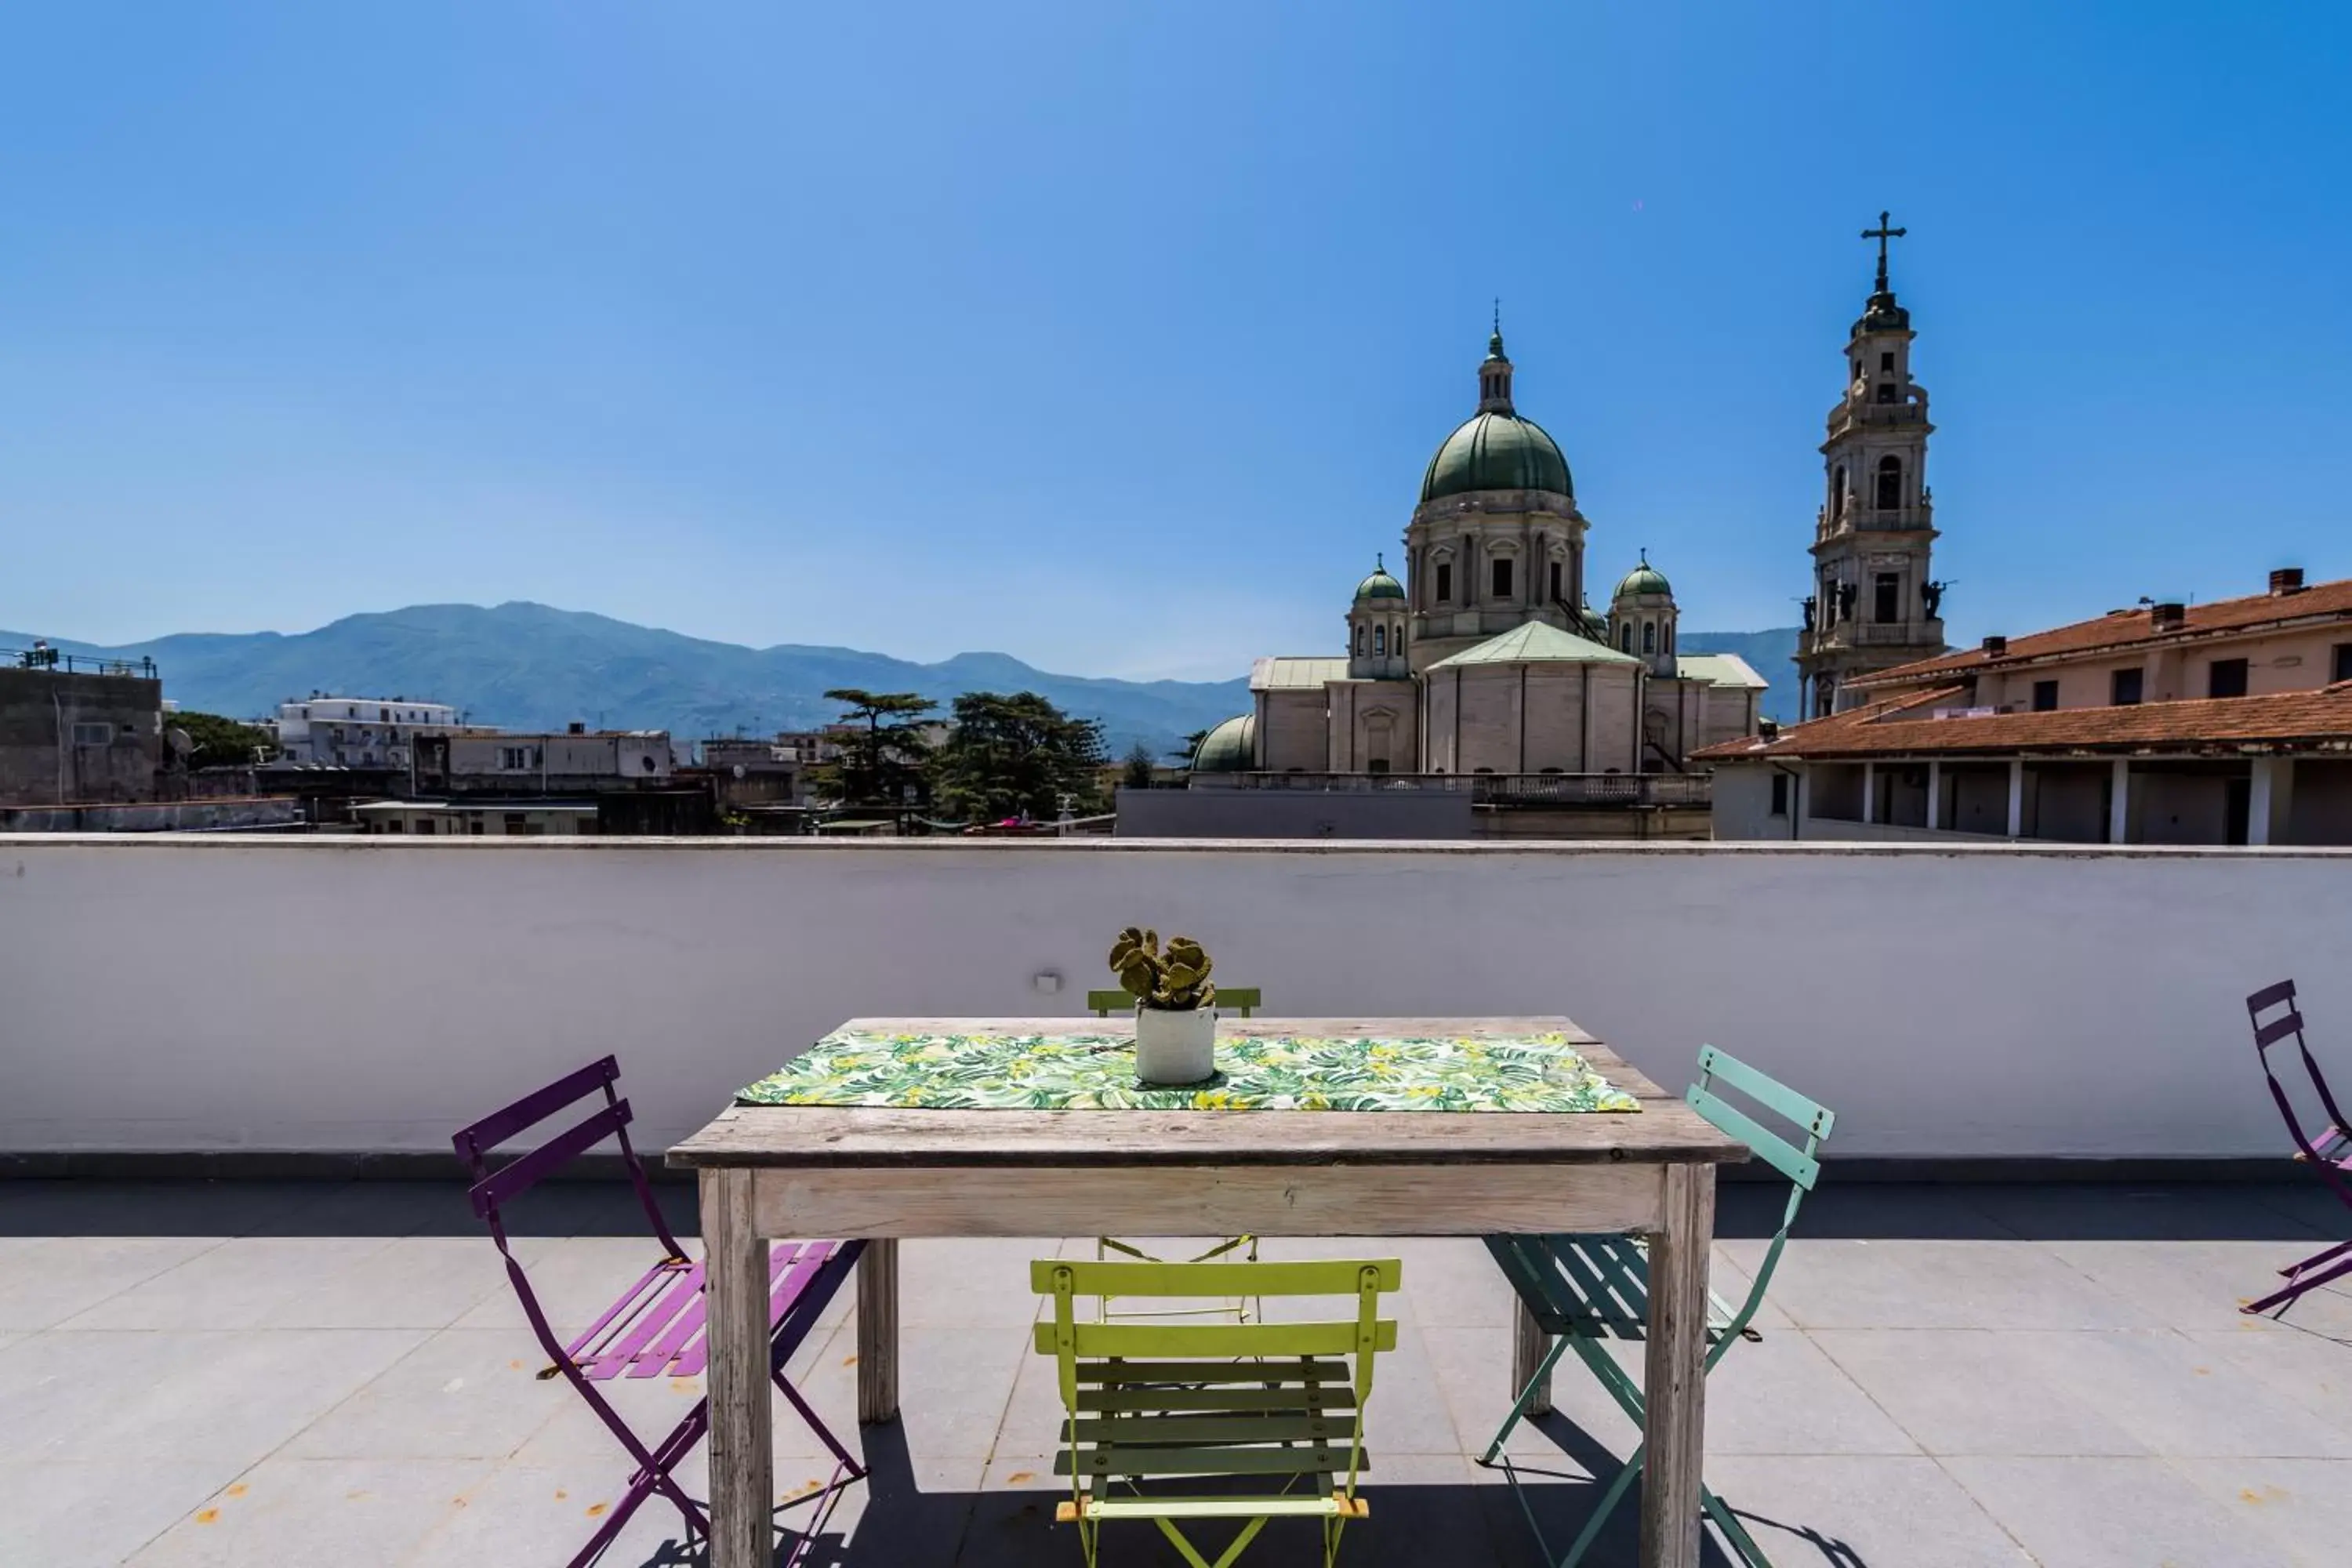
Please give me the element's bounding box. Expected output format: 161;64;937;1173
1194;325;1766;779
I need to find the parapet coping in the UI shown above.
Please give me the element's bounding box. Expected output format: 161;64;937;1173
5;833;2352;860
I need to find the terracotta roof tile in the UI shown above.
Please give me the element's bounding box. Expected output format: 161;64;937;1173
1693;682;2352;763
1848;576;2352;691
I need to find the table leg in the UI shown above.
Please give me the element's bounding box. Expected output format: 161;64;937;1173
1639;1161;1715;1568
1512;1295;1554;1416
702;1167;771;1568
857;1237;900;1424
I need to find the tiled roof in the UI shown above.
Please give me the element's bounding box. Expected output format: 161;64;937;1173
1849;577;2352;691
1692;682;2352;762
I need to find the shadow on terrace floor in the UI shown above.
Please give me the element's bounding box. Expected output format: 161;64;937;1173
2;1174;2341;1247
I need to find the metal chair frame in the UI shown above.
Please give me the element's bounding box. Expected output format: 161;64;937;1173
2243;981;2352;1317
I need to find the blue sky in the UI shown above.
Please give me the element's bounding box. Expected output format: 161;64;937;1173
5;3;2348;681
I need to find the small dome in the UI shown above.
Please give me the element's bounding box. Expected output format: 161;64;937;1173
1420;412;1573;503
1190;713;1257;773
1613;554;1672;601
1354;554;1404;601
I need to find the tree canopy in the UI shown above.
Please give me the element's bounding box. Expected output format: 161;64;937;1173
808;688;936;805
170;711;274;769
927;691;1106;823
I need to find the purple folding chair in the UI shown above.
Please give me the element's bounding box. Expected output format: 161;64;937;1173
453;1056;866;1567
2244;981;2352;1317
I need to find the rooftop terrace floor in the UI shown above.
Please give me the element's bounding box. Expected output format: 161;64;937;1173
4;1179;2350;1566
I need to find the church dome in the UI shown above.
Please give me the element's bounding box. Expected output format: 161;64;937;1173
1353;556;1405;601
1190;713;1257;773
1419;412;1573;503
1614;555;1672;600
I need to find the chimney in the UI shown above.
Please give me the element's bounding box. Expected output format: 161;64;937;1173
2270;567;2306;596
2150;601;2187;631
567;720;586;735
1981;635;2007;656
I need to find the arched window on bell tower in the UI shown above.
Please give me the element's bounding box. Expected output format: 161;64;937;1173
1875;456;1902;510
1642;622;1657;655
1373;626;1386;657
1831;465;1846;522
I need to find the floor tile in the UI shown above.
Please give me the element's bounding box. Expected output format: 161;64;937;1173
60;1236;398;1330
1810;1329;2151;1457
265;1236;540;1329
0;1236;223;1330
1733;1238;2165;1330
2169;1456;2352;1568
126;1457;498;1567
281;1328;568;1461
1942;1455;2296;1568
448;1236;690;1332
1701;1454;2035;1566
0;1461;232;1568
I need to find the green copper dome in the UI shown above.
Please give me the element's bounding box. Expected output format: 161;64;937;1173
1354;554;1405;601
1190;713;1257;773
1614;554;1672;600
1419;412;1573;503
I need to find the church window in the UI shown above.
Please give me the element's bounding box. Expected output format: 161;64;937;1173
1831;466;1846;521
1664;623;1673;655
1879;351;1894;372
1874;573;1900;623
1875;456;1902;510
1875;382;1896;403
1392;624;1403;655
1373;626;1386;656
1619;623;1633;653
1435;563;1452;603
1491;558;1513;598
1642;622;1657;655
1549;561;1562;602
1354;625;1366;656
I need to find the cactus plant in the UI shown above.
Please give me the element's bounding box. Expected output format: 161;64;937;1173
1107;927;1217;1011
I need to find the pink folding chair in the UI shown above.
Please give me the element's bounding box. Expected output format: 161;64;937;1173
453;1056;865;1566
2243;981;2352;1317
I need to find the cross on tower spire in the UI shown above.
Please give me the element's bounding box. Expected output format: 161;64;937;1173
1861;210;1907;294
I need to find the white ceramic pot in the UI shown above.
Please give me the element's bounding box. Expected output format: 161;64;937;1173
1134;1005;1217;1086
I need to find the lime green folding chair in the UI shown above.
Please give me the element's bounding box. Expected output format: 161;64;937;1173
1032;1256;1399;1568
1479;1045;1835;1568
1087;985;1267;1308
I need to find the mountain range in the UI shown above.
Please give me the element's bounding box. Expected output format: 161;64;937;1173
3;603;1800;753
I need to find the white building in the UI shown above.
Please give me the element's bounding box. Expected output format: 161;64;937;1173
274;696;463;768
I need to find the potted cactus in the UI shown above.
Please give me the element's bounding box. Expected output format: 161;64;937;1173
1108;927;1219;1084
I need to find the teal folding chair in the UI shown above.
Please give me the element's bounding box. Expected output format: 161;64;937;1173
1479;1046;1835;1568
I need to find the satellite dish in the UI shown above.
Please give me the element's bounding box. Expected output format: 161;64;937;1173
167;728;194;758
731;764;747;779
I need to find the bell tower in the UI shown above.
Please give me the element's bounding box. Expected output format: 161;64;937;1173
1794;213;1949;717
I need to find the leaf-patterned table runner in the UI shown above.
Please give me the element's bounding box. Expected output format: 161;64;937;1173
737;1029;1641;1113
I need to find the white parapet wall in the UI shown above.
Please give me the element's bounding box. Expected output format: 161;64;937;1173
3;835;2349;1162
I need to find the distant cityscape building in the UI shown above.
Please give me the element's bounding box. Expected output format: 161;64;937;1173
274;695;463;768
1201;321;1766;787
412;724;673;795
1;646;164;806
1703;566;2352;845
1794;214;1951;717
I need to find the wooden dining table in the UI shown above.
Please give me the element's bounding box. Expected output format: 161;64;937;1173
669;1014;1748;1568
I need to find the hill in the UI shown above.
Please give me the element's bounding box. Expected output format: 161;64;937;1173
2;603;1252;760
4;604;1804;751
1679;627;1800;724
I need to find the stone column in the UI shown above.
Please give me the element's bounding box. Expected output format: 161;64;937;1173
2108;759;2132;845
1861;761;1877;825
2006;758;2027;839
1926;759;1944;832
2249;757;2296;847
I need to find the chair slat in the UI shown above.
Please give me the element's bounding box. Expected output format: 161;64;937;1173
585;1261;705;1377
1033;1258;1400;1298
1688;1083;1821;1190
467;1098;633;1218
1059;1444;1365;1477
1065;1413;1356;1446
1076;1359;1351;1385
1034;1319;1396;1359
1076;1385;1358;1414
2248;978;2299;1013
452;1056;620;1160
1697;1044;1835;1138
2254;1011;2307;1049
1083;1494;1349;1522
